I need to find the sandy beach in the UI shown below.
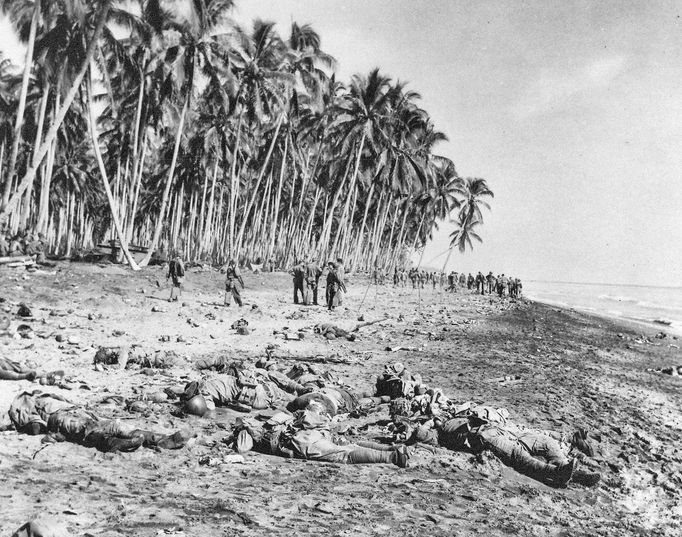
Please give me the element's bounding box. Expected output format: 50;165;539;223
1;261;681;536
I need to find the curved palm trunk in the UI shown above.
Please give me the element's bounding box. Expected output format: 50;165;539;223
0;3;111;224
266;133;288;260
87;67;139;270
2;0;39;208
139;96;189;266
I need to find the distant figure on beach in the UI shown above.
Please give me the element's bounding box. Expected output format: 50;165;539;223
304;258;323;306
476;271;486;295
291;258;306;304
498;274;508;297
335;257;346;305
325;261;347;311
467;273;474;290
166;255;185;302
224;259;244;307
487;272;495;294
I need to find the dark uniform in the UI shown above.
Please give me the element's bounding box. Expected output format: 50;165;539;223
292;262;306;304
225;263;245;306
167;257;185;301
304;261;323;305
326;263;347;311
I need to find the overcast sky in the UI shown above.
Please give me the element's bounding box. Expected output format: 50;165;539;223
1;1;680;286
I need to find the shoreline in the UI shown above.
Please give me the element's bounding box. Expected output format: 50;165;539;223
527;294;682;338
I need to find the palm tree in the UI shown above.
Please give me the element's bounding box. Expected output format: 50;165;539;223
0;0;112;224
0;0;40;209
139;0;235;266
441;176;494;271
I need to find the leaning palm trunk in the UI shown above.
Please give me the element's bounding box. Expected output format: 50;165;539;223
266;134;288;260
37;83;60;234
139;96;189;267
86;67;139;270
2;0;39;208
0;3;111;223
234;113;284;259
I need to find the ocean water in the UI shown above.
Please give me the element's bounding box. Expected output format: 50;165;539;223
524;281;682;335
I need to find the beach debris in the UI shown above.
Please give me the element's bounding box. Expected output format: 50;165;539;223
94;346;130;368
653;319;672;326
17;303;32;317
17;324;33;339
647;365;682;376
151;305;166;313
231;318;250;335
491;375;523;384
314;323;356;341
11;516;69;537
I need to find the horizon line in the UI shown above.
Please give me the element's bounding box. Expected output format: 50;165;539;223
526;279;682;290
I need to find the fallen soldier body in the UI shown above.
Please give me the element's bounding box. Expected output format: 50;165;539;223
180;365;311;413
376;362;425;399
409;412;600;488
229;405;409;467
0;357;64;384
181;360;378;416
314;323;355;341
9;391;187;452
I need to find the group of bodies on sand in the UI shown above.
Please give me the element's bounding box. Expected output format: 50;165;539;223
379;268;523;298
2;329;601;490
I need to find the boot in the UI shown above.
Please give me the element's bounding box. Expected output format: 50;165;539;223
573;468;601;487
554;458;578;486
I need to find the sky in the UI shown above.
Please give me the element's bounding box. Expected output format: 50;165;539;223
1;1;680;286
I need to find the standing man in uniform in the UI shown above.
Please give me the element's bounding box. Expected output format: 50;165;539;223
326;261;347;311
167;254;185;302
224;259;245;307
305;258;323;306
291;258;306;304
335;257;346;306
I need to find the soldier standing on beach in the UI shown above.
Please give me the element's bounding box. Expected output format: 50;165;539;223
291;259;306;304
487;271;495;294
224;259;244;307
167;255;185;302
305;258;323;305
326;261;347;311
335;257;346;305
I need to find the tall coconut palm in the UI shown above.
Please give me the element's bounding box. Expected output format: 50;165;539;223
0;0;112;224
139;0;235;266
0;0;40;208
